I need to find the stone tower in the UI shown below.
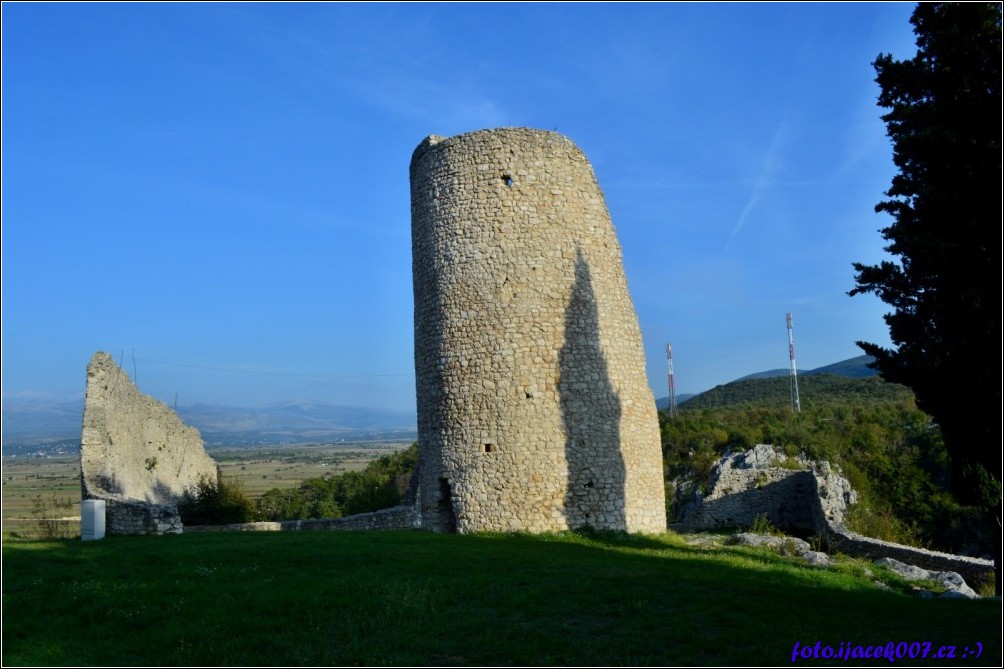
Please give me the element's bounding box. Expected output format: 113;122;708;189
410;127;666;534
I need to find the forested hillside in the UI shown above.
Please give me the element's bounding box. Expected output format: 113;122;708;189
661;376;990;558
680;373;912;410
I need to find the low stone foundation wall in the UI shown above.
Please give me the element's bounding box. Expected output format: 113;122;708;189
184;505;418;533
93;495;183;535
814;512;993;588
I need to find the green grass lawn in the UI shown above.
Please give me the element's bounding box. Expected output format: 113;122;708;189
2;530;1000;666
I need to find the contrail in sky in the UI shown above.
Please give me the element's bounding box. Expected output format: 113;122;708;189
728;115;789;244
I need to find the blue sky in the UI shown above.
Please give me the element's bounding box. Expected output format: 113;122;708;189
2;2;918;412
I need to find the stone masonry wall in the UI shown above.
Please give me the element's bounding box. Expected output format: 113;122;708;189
820;524;992;589
673;445;854;535
410;128;665;534
184;505;418;533
101;495;184;535
80;351;218;534
676;468;818;535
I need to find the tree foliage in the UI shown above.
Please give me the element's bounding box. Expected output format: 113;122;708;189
256;443;418;521
660;388;989;556
178;474;257;526
849;3;1001;509
681;373;913;411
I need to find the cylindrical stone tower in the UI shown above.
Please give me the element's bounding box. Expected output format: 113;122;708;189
410;127;665;534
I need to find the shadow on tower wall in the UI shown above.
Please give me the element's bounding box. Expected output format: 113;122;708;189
560;250;627;530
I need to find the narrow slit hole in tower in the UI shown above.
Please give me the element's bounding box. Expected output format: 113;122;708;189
438;477;458;532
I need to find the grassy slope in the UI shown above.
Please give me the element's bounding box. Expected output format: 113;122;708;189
3;530;1000;666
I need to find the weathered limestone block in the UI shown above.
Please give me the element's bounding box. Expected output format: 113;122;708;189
727;532;812;556
79;351;218;534
410;127;665;534
873;557;978;599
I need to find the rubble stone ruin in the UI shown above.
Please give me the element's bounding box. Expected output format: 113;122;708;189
80;351;218;534
410;127;666;534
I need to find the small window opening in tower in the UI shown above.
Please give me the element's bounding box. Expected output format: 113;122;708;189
502;175;513;187
483;443;494;453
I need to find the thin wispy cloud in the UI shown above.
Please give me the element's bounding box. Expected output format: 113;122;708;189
353;73;510;130
728;115;789;245
836;95;890;177
232;10;513;133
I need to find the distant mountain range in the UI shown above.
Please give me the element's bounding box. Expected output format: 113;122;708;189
1;398;417;453
2;399;84;441
733;355;880;381
180;401;417;446
4;355;879;452
655;355;878;410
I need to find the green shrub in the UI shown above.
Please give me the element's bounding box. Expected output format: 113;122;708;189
28;494;77;540
776;456;805;471
179;474;257;526
844;504;923;547
257;443;419;521
749;513;777;536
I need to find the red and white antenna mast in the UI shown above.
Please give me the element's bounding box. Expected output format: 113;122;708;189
666;342;678;418
786;313;801;413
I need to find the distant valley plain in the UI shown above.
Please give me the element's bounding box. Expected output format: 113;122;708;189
1;441;412;537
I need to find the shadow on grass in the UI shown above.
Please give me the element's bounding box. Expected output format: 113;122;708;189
559;526;680;551
3;530;1000;667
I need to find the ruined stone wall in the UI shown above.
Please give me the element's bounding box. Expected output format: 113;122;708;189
673;445;853;536
674;444;993;586
80;352;218;533
101;496;184;535
820;522;993;589
410;128;665;534
675;468;818;535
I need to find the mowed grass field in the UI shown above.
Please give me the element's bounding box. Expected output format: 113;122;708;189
1;441;410;537
3;530;1001;666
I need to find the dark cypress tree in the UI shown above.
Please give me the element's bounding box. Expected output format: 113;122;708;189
850;2;1001;589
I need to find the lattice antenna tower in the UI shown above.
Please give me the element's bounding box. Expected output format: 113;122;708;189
786;313;801;413
665;342;678;418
